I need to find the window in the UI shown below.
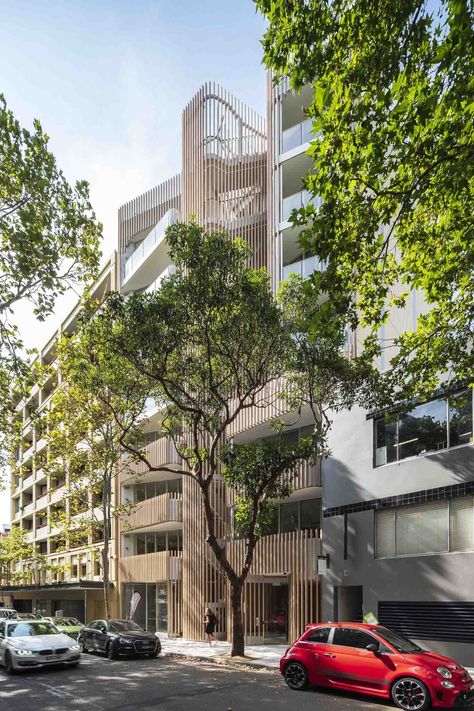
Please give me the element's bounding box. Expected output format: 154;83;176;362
306;627;330;643
333;628;377;649
375;496;474;558
374;390;472;467
281;502;299;533
136;534;146;555
133;530;182;555
134;478;182;502
300;500;321;530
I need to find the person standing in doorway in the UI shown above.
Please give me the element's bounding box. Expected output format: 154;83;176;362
204;607;217;645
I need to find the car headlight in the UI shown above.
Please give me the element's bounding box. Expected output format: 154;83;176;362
14;649;33;656
437;667;452;679
69;644;81;651
119;638;133;645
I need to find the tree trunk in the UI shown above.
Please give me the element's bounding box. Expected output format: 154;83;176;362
101;545;110;619
230;579;245;656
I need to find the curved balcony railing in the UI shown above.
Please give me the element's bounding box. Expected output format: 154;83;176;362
282;255;324;281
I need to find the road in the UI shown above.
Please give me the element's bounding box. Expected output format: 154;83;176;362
0;653;394;711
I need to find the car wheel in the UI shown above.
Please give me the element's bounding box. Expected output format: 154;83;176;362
148;651;159;658
4;651;15;675
80;639;89;654
284;662;308;690
391;677;431;711
106;643;118;660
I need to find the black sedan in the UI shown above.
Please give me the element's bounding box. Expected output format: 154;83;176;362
78;619;161;660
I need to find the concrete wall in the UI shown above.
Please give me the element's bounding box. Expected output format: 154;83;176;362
322;406;474;666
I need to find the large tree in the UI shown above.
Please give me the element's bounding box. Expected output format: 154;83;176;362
46;309;150;619
0;525;62;590
256;0;474;400
94;222;374;655
0;94;102;456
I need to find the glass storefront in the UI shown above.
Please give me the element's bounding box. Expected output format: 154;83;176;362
123;582;162;633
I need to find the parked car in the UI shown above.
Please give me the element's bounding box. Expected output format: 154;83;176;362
43;617;84;640
0;609;19;620
17;613;43;620
78;619;161;660
280;622;474;710
0;619;81;674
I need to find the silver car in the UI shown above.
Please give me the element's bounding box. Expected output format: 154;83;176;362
0;619;81;673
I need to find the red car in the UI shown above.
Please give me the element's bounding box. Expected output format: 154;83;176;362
280;622;474;710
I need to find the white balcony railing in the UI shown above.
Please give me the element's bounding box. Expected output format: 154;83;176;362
281;190;321;223
282;255;324;282
281;118;313;154
124;209;180;281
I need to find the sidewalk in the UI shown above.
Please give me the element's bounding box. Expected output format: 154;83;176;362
158;635;286;669
158;636;474;677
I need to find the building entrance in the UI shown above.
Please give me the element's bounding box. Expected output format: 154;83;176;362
244;577;289;644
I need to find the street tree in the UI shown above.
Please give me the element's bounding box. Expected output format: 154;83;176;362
46;307;150;619
256;0;474;400
0;524;63;589
95;222;375;655
0;94;102;458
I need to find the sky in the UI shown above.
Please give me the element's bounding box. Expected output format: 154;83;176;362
0;0;268;522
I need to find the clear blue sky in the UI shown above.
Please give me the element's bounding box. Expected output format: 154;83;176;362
0;0;267;521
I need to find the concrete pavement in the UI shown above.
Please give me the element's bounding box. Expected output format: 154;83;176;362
0;653;393;711
158;635;287;668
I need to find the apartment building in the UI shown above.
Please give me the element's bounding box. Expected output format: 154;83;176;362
3;256;119;620
117;82;323;644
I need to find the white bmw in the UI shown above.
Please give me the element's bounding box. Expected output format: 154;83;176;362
0;619;81;673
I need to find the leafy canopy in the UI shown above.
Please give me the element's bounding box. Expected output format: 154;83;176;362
256;0;474;400
0;94;102;459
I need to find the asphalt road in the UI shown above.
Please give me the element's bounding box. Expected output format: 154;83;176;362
0;653;394;711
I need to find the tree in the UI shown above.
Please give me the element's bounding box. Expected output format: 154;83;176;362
0;525;62;589
0;94;102;458
46;306;150;619
256;0;474;400
95;222;374;655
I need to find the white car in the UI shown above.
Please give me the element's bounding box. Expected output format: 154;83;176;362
0;619;81;673
0;609;19;620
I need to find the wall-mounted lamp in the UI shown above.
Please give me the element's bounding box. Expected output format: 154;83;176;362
317;554;330;576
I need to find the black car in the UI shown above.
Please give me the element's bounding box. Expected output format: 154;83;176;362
78;619;161;660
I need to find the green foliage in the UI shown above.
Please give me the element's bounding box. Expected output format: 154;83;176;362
0;94;102;463
0;525;62;586
45;301;151;616
256;0;474;401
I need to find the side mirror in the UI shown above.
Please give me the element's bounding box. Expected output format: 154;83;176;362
366;643;379;653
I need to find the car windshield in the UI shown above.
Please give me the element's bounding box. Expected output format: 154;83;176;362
109;620;143;633
373;627;423;653
7;622;59;637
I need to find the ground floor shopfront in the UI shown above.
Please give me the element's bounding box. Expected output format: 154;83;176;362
0;581;115;622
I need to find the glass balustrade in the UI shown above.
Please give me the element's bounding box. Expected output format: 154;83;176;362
281;190;321;222
281;119;313;153
124;209;179;280
281;255;323;281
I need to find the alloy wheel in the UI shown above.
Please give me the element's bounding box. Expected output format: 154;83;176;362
284;662;308;690
392;678;429;711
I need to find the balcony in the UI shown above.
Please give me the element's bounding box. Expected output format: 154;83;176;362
25;530;35;543
145;264;176;294
35;525;49;540
119;550;182;584
22;501;35;517
50;486;66;505
282;255;324;281
281;118;313;155
281;190;321;224
122;208;180;293
124;493;182;531
22;472;35;490
36;493;49;511
121;438;181;483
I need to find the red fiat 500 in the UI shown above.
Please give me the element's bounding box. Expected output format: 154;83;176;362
280;622;474;710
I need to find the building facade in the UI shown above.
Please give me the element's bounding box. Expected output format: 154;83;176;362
117;82;322;644
3;256;120;620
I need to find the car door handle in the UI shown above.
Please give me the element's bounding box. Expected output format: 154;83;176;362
324;653;336;658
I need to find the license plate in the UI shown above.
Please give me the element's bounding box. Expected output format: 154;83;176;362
46;655;60;660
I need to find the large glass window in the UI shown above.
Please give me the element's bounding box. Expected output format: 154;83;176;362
374;390;472;467
134;478;182;502
375;496;474;558
258;499;321;536
281;502;299;533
